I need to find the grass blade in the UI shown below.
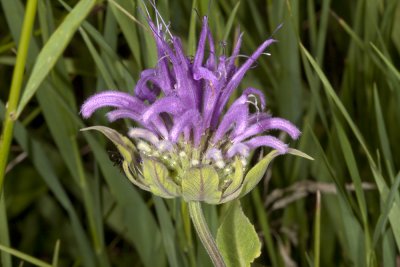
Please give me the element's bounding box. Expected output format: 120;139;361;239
15;0;97;118
0;193;11;267
372;172;400;247
0;244;52;267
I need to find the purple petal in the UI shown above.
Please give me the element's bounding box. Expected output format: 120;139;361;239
106;109;142;122
216;56;227;81
173;37;189;70
169;109;201;143
193;66;218;85
142;96;184;123
193;16;208;71
217;38;276;114
233;117;301;143
205;28;216;70
81;91;146;118
226;143;249;158
227;32;243;75
226;38;276;94
135;69;162;103
156;140;174;152
128;127;160;145
243;87;266;110
205;148;223;161
212;104;248;144
205;148;225;168
201;82;220;131
105;109;168;138
243;135;288;154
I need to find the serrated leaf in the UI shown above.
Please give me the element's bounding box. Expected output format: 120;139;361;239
142;158;180;198
216;200;261;267
182;166;222;204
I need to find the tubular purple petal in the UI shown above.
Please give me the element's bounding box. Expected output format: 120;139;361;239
105;109;142;122
135;69;161;102
205;27;216;70
170;109;201;143
226;143;249;158
217;38;276;113
243;87;266;110
212;104;248;144
205;148;223;161
81;91;146;118
193;66;218;85
227;32;243;74
226;38;276;93
173;37;189;70
193;16;208;71
243;136;288;154
128;127;160;146
142;96;184;123
233;117;301;143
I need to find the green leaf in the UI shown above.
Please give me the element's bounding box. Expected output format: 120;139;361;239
239;150;280;197
142;158;181;198
220;158;244;203
0;243;52;267
15;0;97;118
240;149;313;198
81;126;154;193
182;167;222;204
370;42;400;82
216;200;261;267
81;126;136;163
153;197;183;267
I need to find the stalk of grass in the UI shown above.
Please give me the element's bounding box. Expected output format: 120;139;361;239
0;244;52;267
0;0;37;193
251;188;280;267
0;1;37;265
313;191;321;267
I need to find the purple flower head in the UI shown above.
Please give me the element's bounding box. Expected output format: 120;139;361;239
81;10;303;204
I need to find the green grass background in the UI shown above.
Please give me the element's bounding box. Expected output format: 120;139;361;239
0;0;399;266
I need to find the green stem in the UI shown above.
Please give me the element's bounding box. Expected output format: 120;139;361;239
251;188;280;267
181;201;197;267
0;2;37;265
314;191;321;267
188;201;226;267
0;0;38;192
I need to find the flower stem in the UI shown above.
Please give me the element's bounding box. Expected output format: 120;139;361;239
188;201;226;267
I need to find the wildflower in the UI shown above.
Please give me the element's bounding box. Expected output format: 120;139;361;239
81;14;301;204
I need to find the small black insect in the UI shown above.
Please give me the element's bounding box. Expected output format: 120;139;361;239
108;150;123;169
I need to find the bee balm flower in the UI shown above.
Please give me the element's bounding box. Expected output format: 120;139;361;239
81;15;301;204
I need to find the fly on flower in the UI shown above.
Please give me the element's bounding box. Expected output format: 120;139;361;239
80;9;309;204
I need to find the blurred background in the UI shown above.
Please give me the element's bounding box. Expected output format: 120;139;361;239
0;0;399;266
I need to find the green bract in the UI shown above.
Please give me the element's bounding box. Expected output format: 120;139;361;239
82;126;312;204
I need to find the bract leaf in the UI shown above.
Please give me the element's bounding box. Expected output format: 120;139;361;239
182;166;222;204
216;200;261;267
220;158;244;203
142;158;181;198
239;150;281;198
81;126;150;191
81;126;136;162
240;149;313;198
